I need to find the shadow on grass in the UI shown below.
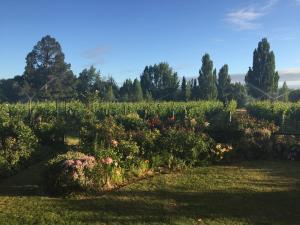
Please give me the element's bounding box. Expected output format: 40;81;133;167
1;161;300;224
59;189;300;224
226;160;300;182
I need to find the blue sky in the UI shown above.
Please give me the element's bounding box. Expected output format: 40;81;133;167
0;0;300;85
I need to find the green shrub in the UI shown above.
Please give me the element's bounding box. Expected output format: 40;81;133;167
116;113;147;131
0;119;38;175
132;129;161;157
158;128;215;165
80;114;127;154
273;135;300;160
231;113;278;160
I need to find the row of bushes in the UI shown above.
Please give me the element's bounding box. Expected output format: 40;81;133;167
2;100;300;194
0;101;226;177
47;105;300;194
246;101;300;124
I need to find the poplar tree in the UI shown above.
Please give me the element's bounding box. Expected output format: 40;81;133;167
245;38;279;99
217;64;231;103
198;54;217;100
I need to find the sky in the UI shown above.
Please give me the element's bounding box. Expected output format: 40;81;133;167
0;0;300;86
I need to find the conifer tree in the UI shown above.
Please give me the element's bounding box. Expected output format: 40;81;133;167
198;54;217;100
245;38;279;99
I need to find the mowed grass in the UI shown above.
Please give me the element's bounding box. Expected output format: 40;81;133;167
1;161;300;225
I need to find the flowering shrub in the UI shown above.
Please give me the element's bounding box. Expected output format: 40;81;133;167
274;135;300;160
47;152;96;193
117;113;147;131
115;139;140;164
232;113;278;160
212;143;233;161
80;115;126;154
132;129;161;158
148;117;161;129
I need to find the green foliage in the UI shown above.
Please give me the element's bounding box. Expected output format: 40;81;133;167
158;128;215;165
132;129;161;158
22;35;76;99
0;118;38;174
180;76;191;101
229;82;247;107
132;79;143;102
116;113;147;131
279;81;289;102
76;66;102;101
245;38;279;98
140;63;179;101
198;54;218;100
289;89;300;102
245;101;300;123
217;64;231;103
231;113;278;160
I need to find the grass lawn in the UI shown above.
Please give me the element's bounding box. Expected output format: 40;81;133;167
0;161;300;225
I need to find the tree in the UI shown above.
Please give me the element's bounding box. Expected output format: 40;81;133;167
180;76;191;101
230;83;247;107
190;79;198;100
22;35;76;100
0;76;22;102
198;54;217;100
217;64;231;103
76;66;101;101
140;63;179;101
132;79;143;102
104;85;115;102
119;79;133;101
289;89;300;102
245;38;279;99
279;81;289;102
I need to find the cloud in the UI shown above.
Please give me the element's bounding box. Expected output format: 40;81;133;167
296;0;300;5
225;0;279;31
82;45;110;65
279;68;300;76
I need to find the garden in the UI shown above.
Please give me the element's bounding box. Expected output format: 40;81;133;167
1;100;300;224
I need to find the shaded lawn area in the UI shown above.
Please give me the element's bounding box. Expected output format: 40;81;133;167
0;161;300;225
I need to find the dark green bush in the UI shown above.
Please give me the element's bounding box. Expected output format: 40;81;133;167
231;113;278;160
158;128;215;165
0;119;38;175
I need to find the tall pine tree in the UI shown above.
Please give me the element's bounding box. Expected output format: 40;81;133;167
132;79;143;102
217;64;231;103
245;38;279;99
180;76;191;101
279;81;289;102
22;35;76;99
198;54;217;100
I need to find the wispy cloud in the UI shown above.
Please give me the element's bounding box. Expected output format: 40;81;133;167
225;0;279;31
295;0;300;5
82;45;110;65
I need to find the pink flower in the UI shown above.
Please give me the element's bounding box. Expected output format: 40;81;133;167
111;139;118;147
72;171;79;180
101;157;113;165
75;160;82;165
63;159;74;167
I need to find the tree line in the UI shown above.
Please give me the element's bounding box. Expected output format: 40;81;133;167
0;35;298;105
